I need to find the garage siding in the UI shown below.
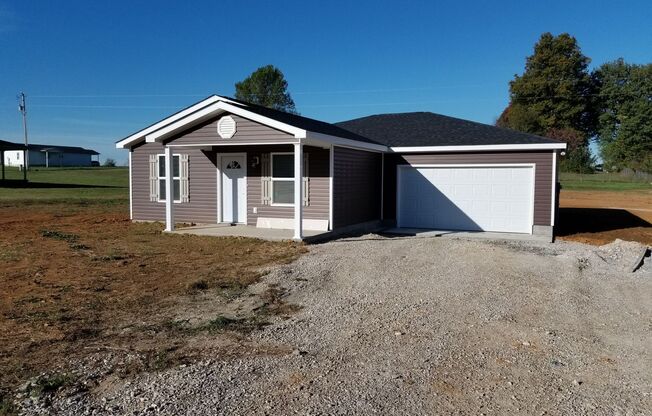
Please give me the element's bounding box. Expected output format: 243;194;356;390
333;147;382;228
384;151;553;226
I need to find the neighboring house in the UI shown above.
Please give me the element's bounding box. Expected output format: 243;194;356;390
3;143;100;167
116;95;566;241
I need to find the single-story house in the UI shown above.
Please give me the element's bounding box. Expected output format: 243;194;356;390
0;139;27;180
3;143;100;167
116;95;566;241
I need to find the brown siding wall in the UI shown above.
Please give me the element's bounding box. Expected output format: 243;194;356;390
333;147;382;228
131;141;218;223
383;151;554;226
166;114;296;145
131;142;330;226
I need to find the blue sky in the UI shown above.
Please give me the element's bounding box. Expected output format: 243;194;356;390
1;0;650;164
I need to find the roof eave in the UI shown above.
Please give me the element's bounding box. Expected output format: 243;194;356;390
390;143;567;153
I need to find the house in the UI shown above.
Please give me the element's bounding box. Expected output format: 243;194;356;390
116;95;566;241
3;143;100;167
0;140;27;181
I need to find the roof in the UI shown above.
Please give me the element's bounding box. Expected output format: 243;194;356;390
116;94;565;151
0;140;26;151
26;143;99;155
335;112;563;147
224;98;381;145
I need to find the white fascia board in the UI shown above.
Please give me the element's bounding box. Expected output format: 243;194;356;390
390;143;567;153
145;101;308;143
146;102;226;142
305;132;388;152
115;95;222;149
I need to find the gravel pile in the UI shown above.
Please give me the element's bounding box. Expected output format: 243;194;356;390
20;236;652;415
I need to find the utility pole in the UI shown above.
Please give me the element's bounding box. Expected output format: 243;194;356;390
18;92;29;171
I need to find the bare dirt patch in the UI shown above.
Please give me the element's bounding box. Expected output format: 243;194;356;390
558;189;652;245
0;202;305;403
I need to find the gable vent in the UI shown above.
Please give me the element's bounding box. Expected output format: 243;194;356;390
217;115;237;139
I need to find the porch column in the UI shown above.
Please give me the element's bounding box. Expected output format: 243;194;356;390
293;143;303;241
164;146;175;232
23;150;27;181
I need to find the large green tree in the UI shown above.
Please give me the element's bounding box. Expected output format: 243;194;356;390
592;59;652;172
235;65;297;114
497;33;595;172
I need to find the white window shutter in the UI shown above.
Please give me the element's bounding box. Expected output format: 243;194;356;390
261;153;271;205
302;153;309;206
149;154;158;202
180;154;189;203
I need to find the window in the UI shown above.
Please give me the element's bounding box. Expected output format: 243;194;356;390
158;154;180;202
271;153;294;205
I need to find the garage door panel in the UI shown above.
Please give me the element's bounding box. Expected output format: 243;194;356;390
398;165;534;233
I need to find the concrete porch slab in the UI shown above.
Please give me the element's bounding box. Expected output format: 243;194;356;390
382;228;553;243
170;224;328;242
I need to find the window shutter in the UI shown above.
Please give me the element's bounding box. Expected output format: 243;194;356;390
149;154;158;202
261;153;271;205
302;153;309;206
180;154;189;203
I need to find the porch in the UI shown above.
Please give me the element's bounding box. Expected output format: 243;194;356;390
170;223;331;242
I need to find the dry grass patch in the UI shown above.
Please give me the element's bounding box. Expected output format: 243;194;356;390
0;202;306;395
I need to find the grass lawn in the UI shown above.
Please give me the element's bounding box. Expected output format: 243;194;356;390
560;172;652;191
0;166;128;202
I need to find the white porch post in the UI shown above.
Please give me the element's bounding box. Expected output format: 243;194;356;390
164;146;175;232
293;143;303;241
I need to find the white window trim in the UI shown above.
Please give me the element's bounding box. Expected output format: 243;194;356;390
270;152;295;207
157;153;182;203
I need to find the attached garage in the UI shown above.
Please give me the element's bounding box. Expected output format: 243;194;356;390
397;164;534;233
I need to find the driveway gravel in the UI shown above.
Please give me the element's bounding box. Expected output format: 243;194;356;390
24;236;652;415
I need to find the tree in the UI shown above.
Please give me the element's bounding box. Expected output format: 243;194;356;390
235;65;297;114
103;158;116;167
592;59;652;172
497;32;595;172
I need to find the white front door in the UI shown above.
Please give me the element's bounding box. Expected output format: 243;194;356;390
397;165;534;233
221;155;246;223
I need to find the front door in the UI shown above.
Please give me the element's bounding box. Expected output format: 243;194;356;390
221;155;246;223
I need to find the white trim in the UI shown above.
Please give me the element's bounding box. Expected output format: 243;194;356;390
328;145;334;231
256;217;329;231
305;132;388;152
390;143;566;153
396;163;536;234
116;95;222;148
166;141;298;148
128;151;133;220
293;143;303;241
145;101;307;143
216;152;247;224
551;151;557;226
156;153;181;203
164;147;174;232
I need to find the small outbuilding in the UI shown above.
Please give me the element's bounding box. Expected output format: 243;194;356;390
3;143;100;168
0;140;27;181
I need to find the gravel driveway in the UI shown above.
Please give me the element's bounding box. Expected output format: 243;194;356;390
32;236;652;415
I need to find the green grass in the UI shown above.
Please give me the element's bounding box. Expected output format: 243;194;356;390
560;172;652;191
0;166;128;202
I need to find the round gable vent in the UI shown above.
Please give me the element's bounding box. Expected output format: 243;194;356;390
217;115;237;139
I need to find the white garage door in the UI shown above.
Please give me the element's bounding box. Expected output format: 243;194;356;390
397;165;534;233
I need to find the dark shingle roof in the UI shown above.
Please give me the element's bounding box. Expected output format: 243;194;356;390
26;143;99;155
335;112;562;147
0;140;26;150
225;98;381;145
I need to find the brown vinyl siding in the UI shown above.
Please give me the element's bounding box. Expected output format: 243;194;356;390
166;114;296;145
131;141;218;223
383;151;553;226
131;141;330;226
333;147;382;228
242;146;329;226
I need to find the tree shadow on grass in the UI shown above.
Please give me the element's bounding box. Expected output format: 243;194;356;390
556;207;651;236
